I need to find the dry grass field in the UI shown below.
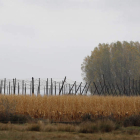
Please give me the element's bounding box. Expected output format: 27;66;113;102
0;94;140;122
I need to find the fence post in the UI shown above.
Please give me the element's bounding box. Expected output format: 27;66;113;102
59;77;66;95
4;78;6;95
59;83;60;95
86;81;91;95
99;81;104;95
46;78;48;95
81;83;87;95
38;78;40;95
69;81;76;94
55;81;56;95
62;81;63;95
93;82;99;95
135;80;138;96
0;80;3;94
32;77;34;95
22;80;24;95
75;81;76;95
75;82;82;95
51;78;52;95
25;83;26;95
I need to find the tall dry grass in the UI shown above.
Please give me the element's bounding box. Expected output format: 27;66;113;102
0;95;140;122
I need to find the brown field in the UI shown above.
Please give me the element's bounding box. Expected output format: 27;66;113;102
0;95;140;122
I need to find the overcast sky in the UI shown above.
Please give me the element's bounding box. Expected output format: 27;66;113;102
0;0;140;82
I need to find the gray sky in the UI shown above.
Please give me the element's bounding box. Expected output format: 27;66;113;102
0;0;140;82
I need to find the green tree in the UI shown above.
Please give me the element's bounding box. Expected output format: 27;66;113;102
81;41;140;89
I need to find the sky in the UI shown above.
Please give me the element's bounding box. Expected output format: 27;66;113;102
0;0;140;82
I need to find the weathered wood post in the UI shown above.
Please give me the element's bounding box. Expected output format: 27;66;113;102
25;83;26;95
32;77;34;95
59;76;66;95
46;78;48;95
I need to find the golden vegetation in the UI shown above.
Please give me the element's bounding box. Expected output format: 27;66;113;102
0;95;140;122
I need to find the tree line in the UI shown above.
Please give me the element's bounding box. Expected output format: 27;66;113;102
81;41;140;90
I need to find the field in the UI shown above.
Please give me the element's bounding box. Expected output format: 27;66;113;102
0;94;140;122
1;95;140;139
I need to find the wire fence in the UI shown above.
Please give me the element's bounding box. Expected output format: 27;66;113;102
0;75;140;96
0;77;91;96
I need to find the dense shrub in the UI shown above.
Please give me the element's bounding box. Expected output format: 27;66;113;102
123;115;140;127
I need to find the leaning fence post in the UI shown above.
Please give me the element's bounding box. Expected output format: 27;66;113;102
59;76;66;95
75;82;82;95
69;81;76;94
81;83;87;95
86;81;91;95
93;82;99;95
62;81;63;95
